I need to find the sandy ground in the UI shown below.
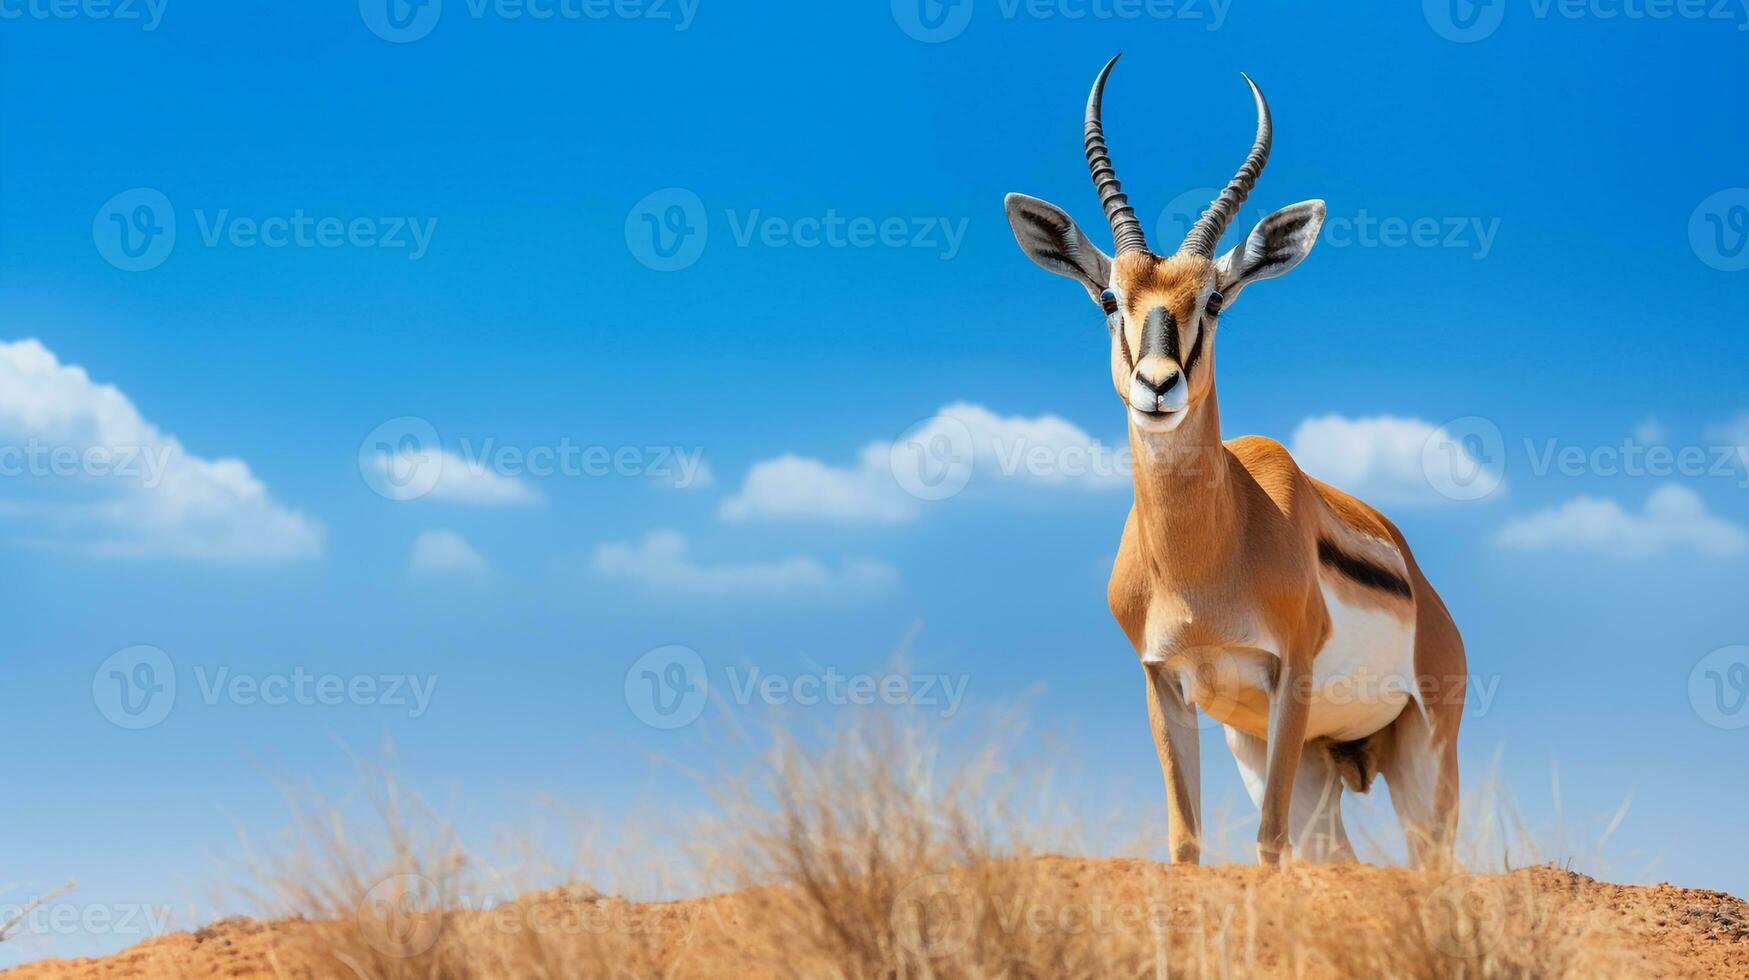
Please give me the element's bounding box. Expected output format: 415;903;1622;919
4;858;1746;979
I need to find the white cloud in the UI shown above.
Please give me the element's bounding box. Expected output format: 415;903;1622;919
0;338;323;561
719;401;1128;524
591;529;898;599
721;446;915;523
1632;418;1668;446
367;447;543;506
1290;414;1502;505
408;529;491;577
651;458;714;492
1494;485;1748;558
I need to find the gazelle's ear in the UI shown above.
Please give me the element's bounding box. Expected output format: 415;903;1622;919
1214;200;1326;306
1005;193;1113;308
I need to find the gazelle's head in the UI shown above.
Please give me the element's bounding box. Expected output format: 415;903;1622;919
1006;55;1327;436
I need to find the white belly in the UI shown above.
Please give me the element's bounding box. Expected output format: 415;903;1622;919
1305;585;1416;741
1157;585;1416;742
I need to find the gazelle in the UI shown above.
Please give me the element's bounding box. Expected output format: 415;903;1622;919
1005;56;1465;867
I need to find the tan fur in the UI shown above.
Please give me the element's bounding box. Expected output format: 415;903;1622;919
1104;253;1466;868
1109;253;1220;405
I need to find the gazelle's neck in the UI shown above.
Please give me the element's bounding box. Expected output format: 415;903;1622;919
1129;390;1240;581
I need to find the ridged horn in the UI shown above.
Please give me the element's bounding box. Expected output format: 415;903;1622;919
1085;54;1148;256
1180;72;1272;258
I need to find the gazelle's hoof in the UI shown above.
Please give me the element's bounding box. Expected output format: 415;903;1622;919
1256;843;1292;868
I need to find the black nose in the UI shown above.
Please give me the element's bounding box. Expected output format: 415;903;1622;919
1137;370;1181;396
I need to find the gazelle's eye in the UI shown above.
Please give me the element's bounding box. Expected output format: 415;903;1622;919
1206;291;1225;316
1100;289;1119;315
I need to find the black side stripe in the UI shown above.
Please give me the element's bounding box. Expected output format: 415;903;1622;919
1317;537;1413;599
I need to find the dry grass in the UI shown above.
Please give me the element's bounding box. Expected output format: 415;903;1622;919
215;711;1669;980
0;881;77;948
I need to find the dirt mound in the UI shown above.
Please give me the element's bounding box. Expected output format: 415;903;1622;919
6;858;1746;979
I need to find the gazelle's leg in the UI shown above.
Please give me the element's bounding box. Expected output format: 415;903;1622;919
1143;663;1202;863
1288;748;1355;862
1257;652;1312;866
1225;726;1268;812
1380;703;1460;866
1227;728;1355;863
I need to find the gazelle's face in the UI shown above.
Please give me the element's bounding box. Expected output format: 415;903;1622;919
1003;58;1327;442
1005;190;1325;440
1105;251;1222;434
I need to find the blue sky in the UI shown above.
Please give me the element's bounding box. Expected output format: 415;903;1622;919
3;0;1749;964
